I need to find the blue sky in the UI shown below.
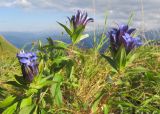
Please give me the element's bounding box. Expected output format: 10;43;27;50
0;7;68;32
0;0;160;32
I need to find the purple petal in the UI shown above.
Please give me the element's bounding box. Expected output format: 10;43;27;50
119;24;128;32
75;10;80;25
30;56;37;61
17;52;28;58
112;28;118;33
25;66;34;82
127;28;136;34
67;17;71;22
81;12;88;25
122;33;133;46
26;52;32;57
31;52;36;56
133;37;143;46
80;11;85;21
84;18;94;25
19;58;30;64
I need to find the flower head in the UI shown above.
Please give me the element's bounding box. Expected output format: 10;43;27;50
17;50;38;82
68;10;94;30
58;10;93;45
108;24;142;54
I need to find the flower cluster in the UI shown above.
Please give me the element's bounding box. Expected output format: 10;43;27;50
68;10;94;30
17;51;38;82
109;24;142;54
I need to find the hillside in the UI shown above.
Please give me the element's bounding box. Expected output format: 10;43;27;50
0;35;18;57
0;36;20;81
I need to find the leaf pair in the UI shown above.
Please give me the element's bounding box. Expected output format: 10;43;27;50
58;22;89;45
102;45;139;73
0;95;33;114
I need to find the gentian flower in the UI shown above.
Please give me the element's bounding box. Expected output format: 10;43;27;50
17;50;38;82
122;33;142;52
108;24;142;54
58;10;94;45
68;10;94;30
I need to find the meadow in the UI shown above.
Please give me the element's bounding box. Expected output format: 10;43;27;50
0;10;160;114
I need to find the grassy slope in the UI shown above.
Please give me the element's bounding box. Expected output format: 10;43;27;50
0;35;18;57
0;35;20;81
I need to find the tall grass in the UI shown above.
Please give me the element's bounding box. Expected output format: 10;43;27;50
1;38;160;113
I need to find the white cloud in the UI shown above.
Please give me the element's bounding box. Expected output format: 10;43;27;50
0;0;32;8
16;0;32;7
0;0;159;30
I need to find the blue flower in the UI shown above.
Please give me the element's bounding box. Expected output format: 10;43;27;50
108;24;142;54
17;51;38;82
58;10;93;45
122;33;142;53
68;10;94;30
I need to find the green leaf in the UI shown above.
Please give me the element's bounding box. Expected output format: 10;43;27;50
41;98;46;108
52;40;68;49
66;60;74;78
40;109;47;114
20;96;32;109
25;88;38;96
53;56;70;65
2;102;18;114
47;37;54;45
69;66;74;80
74;34;89;44
91;92;104;113
33;105;38;114
115;46;126;70
103;104;109;114
51;73;63;107
126;52;139;66
57;22;72;36
30;75;53;90
38;40;42;48
6;81;23;88
14;75;26;85
91;98;101;113
101;54;117;71
115;100;136;108
71;25;85;44
38;60;44;74
38;75;53;84
19;104;35;114
38;81;53;89
0;95;16;108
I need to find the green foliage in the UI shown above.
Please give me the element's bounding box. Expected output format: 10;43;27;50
0;95;16;108
2;39;160;113
58;22;89;45
1;18;160;114
102;45;140;73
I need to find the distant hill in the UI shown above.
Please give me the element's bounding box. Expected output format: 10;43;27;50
145;29;160;40
0;29;160;52
0;35;18;57
0;31;63;49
